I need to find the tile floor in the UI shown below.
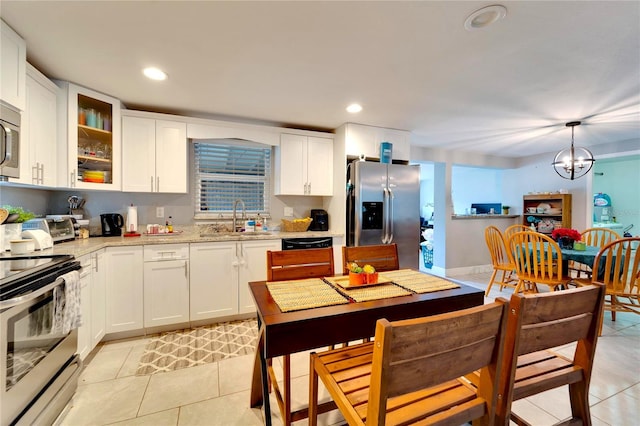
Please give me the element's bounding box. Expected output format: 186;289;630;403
57;272;640;426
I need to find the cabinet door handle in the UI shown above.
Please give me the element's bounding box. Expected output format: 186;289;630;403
156;176;160;192
39;163;44;184
71;170;76;188
183;260;189;278
150;176;154;192
32;163;38;184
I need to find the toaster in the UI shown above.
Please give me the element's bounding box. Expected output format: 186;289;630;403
22;217;76;244
21;229;53;250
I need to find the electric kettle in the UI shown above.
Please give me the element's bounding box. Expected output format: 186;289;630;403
100;213;124;237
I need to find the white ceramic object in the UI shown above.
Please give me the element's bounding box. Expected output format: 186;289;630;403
10;239;35;255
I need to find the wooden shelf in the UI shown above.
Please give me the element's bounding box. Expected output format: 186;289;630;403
523;194;572;233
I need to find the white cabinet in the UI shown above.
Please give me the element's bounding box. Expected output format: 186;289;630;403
91;249;106;348
0;20;26;111
122;114;187;193
344;123;410;162
275;133;333;196
143;244;190;327
56;81;121;190
189;239;280;320
13;64;58;186
238;239;281;314
190;241;238;321
105;246;143;333
77;254;93;360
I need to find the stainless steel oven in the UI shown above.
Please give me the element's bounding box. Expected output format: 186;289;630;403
0;104;20;181
1;255;81;426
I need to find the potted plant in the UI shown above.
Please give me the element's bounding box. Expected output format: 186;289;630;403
551;228;582;250
502;205;510;215
1;205;36;251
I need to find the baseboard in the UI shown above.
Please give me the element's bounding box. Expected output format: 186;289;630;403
444;264;494;277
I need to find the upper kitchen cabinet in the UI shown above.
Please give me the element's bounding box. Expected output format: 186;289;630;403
0;20;26;111
275;133;333;196
343;123;410;162
122;112;187;193
56;81;121;190
12;64;58;186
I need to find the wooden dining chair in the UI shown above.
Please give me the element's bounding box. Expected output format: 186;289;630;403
503;224;530;242
495;284;605;425
591;237;640;323
341;244;399;274
265;247;335;426
484;225;518;296
507;231;571;293
569;227;621;279
309;300;509;426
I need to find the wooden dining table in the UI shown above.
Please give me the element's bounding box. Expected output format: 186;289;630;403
248;272;485;425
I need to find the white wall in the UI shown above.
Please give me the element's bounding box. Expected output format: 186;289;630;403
592;155;640;233
451;166;503;214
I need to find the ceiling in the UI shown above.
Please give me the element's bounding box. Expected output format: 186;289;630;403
2;1;639;158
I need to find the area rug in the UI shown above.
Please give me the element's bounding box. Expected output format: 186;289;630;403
136;319;258;375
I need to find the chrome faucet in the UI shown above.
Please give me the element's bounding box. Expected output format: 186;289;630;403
232;199;246;232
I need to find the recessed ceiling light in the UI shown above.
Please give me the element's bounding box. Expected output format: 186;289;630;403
464;5;507;31
346;103;363;113
143;67;167;81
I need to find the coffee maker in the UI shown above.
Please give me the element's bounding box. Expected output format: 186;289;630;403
100;213;124;236
309;209;329;231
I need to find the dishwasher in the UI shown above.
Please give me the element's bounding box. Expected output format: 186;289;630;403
281;237;333;250
143;244;190;327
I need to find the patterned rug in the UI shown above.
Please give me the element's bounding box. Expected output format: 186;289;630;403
136;319;258;375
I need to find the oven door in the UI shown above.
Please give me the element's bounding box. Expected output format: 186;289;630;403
1;278;78;426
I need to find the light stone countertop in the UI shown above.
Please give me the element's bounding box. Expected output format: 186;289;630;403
39;227;342;258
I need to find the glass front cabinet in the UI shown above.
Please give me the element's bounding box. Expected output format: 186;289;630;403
57;81;121;190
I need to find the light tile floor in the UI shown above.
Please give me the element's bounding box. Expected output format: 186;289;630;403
57;272;640;425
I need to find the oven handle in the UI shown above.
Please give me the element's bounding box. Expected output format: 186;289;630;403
0;276;63;309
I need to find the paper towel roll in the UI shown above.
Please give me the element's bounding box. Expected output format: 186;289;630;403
126;205;138;233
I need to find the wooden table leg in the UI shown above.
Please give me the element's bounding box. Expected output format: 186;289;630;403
249;324;272;426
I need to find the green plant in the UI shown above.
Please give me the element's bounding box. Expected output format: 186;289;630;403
1;205;36;223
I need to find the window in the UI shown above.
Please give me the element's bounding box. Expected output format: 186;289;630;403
194;141;271;218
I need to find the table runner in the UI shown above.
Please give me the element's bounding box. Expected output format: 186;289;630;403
266;278;349;312
379;269;461;293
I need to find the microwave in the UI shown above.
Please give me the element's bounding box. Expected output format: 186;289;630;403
0;104;20;180
22;217;76;243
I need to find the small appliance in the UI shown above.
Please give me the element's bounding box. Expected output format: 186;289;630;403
100;213;124;236
309;209;329;231
21;217;76;243
0;104;20;180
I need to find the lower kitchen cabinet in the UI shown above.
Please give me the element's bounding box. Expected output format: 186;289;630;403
91;249;106;347
77;254;93;360
143;244;190;327
190;239;281;320
105;246;143;333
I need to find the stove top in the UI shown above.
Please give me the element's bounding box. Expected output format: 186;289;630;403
0;254;80;302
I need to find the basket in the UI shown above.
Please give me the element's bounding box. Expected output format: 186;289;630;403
422;243;433;269
281;218;312;232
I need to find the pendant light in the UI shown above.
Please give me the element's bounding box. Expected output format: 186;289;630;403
552;121;595;180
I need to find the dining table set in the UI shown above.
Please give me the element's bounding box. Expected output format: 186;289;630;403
248;268;485;425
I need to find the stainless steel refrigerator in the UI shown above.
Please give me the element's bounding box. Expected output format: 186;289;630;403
346;160;420;269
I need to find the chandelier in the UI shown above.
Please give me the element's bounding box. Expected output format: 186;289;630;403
552;121;595;180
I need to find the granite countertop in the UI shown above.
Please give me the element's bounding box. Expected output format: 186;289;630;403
37;227;342;258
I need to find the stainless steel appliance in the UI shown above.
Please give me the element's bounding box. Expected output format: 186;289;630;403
0;104;20;180
281;237;333;250
22;217;76;244
100;213;124;237
308;209;329;231
1;254;82;425
346;160;420;269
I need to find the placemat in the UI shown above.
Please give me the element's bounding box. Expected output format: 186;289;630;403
266;278;349;312
379;269;460;293
337;283;412;302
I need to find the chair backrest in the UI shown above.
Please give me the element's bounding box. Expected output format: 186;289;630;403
485;225;513;267
498;284;605;422
507;231;563;282
367;300;509;425
266;247;334;281
342;244;399;274
581;227;621;248
591;237;640;295
503;224;530;242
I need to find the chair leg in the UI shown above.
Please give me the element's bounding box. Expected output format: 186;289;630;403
309;353;319;426
568;380;592;426
485;268;499;296
283;355;292;426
